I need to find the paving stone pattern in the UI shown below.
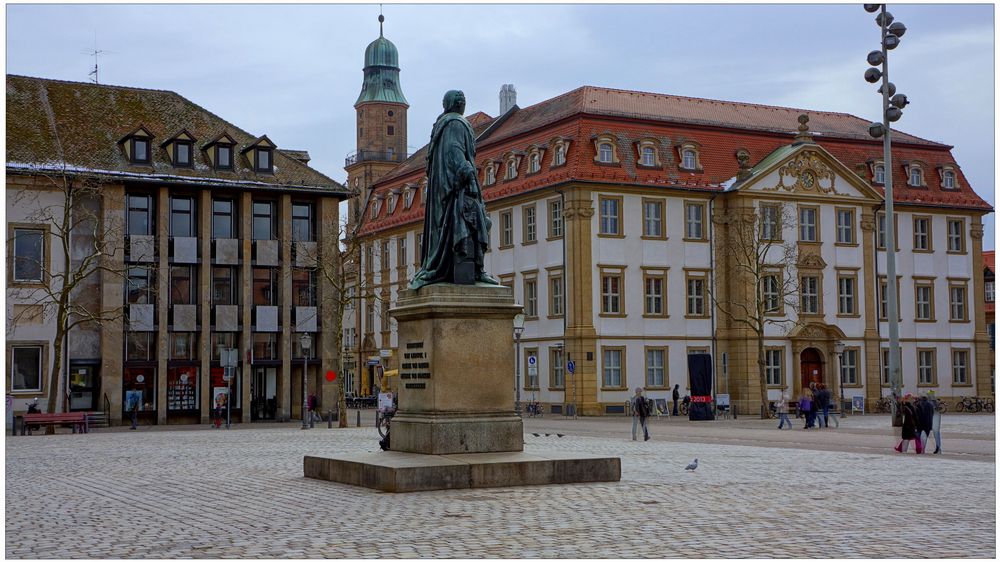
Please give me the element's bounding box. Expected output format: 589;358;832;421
6;423;995;558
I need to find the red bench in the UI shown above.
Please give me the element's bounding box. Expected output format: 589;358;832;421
20;412;88;435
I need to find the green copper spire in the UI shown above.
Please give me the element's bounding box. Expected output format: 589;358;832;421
355;14;408;106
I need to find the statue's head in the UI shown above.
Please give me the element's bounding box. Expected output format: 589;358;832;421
442;90;466;115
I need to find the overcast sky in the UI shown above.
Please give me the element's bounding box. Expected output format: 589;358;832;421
6;3;995;247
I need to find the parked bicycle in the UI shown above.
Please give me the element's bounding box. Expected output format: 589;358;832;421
875;396;895;414
955;396;992;413
376;392;397;450
525;401;544;418
679;396;690;416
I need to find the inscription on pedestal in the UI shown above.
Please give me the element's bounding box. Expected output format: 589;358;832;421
400;341;431;388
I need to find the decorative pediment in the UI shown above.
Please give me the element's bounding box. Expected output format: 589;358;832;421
734;141;883;202
797;251;827;269
766;149;839;195
788;322;847;342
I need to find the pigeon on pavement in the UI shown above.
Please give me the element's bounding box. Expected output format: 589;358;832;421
532;433;540;437
685;458;699;472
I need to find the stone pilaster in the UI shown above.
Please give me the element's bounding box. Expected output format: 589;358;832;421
970;217;992;397
318;196;340;411
562;185;598;415
199;189;212;424
860;209;882;411
279;193;294;420
156;186;169;425
99;183;126;425
240;192;256;421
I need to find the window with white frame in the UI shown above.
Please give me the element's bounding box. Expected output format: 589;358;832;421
836;209;855;244
554;143;566;166
525;350;539;388
643;200;663;238
947;219;965;252
523;205;537;243
601;273;622;315
686;275;706;317
682;148;697;170
801;275;819;314
881;348;890;385
765;349;782;386
950;283;967;321
644;275;665;316
685;202;705;239
380;240;390;271
641;146;656;167
506;158;518;180
12;227;44;283
840;349;858;385
548;199;563;238
942;169;956;189
877;212;888;249
952;349;969;384
799;207;818;242
913;217;931;250
838;275;856;315
915;282;933;320
404;188;414;209
387;194;397;214
598;142;614;163
485;163;496;186
500;210;513;247
602;348;623;387
874;163;885;184
760;204;780;241
917;349;936;384
599;197;620;235
646;348;665;387
10;345;42;392
986;281;995;303
524;278;538;317
550;347;565;388
909;165;924;187
762;274;780;313
529;152;540;173
549;274;564;317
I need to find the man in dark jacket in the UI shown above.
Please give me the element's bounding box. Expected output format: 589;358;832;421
672;384;680;416
915;396;935;454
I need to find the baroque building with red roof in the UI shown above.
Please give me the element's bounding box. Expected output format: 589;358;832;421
344;23;992;414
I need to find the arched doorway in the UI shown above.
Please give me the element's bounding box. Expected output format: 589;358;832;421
800;348;824;390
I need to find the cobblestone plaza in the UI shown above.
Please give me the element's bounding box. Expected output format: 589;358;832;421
5;416;995;558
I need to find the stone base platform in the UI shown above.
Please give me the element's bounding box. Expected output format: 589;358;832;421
304;450;621;493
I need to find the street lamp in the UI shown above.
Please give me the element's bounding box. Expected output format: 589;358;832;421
834;340;846;418
863;3;907;419
300;333;312;430
513;313;525;417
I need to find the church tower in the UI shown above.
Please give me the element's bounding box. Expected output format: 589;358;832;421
345;14;408;226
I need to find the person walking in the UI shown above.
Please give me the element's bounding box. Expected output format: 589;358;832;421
672;384;680;417
800;389;814;429
915;395;935;454
631;387;651;441
929;393;943;454
776;393;793;430
817;384;832;428
127;393;140;430
894;394;920;453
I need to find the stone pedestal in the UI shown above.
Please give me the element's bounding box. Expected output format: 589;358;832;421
389;284;523;454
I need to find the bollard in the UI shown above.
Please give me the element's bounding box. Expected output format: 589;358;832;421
328;410;333;429
356;409;361;427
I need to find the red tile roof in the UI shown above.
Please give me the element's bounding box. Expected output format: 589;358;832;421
358;86;990;236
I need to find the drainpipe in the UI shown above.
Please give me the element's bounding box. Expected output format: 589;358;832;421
708;191;720;413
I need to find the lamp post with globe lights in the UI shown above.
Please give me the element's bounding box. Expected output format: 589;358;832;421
834;340;846;419
300;333;312;430
863;3;908;416
513;313;525;417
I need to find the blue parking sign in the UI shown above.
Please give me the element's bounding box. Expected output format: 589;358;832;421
567;360;576;374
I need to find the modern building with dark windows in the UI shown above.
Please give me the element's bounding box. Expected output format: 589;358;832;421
6;74;349;425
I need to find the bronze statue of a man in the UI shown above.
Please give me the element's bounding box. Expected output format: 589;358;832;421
409;90;500;290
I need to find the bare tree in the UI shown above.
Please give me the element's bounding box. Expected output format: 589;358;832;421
8;170;131;415
711;203;801;418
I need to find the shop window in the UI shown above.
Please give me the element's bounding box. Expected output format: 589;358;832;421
124;367;156;411
10;345;42;392
210;367;241;410
167;366;199;411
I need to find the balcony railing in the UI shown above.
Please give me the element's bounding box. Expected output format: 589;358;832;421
345;149;409;167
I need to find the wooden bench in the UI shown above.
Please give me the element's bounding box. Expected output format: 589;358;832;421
20;412;89;435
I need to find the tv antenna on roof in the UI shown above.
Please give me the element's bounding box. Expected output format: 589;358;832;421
81;32;115;84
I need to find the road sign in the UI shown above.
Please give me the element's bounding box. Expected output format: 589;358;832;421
567;360;576;374
367;359;381;366
379;349;392;358
528;366;538;377
527;355;537;366
220;348;238;368
326;370;336;382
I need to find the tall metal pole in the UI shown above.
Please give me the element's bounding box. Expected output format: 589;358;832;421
301;334;310;430
226;364;231;429
880;5;903;404
514;331;522;417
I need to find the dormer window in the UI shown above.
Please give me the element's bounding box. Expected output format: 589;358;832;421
255;148;272;173
907;163;925;187
529;152;540;173
554;144;566;166
637;140;661;168
174;141;192;167
132;138;150;164
505;156;519;180
941;167;957;189
874;163;885;184
484;163;497;186
371;197;383;220
217;145;233;170
598;143;613;163
677;142;702;171
403;187;414;209
642;146;656;167
387;193;397;214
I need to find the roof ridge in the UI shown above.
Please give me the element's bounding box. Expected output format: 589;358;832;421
7;73;180;96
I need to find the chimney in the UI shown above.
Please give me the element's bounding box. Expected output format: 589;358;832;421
499;84;517;114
